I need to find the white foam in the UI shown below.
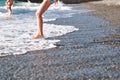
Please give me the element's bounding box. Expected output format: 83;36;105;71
0;1;92;56
0;22;78;55
0;12;11;19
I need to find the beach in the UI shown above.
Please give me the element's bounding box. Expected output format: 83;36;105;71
0;0;120;80
84;0;120;27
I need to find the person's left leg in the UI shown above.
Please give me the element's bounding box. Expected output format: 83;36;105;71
31;0;52;39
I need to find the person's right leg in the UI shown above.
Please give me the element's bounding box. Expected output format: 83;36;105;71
31;0;51;39
6;0;14;15
7;3;12;15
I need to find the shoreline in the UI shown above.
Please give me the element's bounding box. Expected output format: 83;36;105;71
0;2;120;80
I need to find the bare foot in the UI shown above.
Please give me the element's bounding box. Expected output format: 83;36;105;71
5;12;11;16
31;34;44;39
8;12;12;15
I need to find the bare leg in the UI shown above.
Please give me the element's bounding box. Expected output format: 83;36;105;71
31;0;51;39
6;0;14;15
7;6;12;15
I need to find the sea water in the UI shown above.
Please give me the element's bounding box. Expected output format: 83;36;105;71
0;1;90;56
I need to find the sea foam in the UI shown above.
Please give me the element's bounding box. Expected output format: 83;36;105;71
0;1;91;56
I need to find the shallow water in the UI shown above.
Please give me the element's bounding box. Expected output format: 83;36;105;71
0;1;91;56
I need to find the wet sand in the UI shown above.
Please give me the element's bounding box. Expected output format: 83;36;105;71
83;1;120;43
0;1;120;80
84;1;120;27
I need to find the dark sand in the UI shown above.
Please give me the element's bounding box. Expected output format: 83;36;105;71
0;2;120;80
84;2;120;27
83;2;120;42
